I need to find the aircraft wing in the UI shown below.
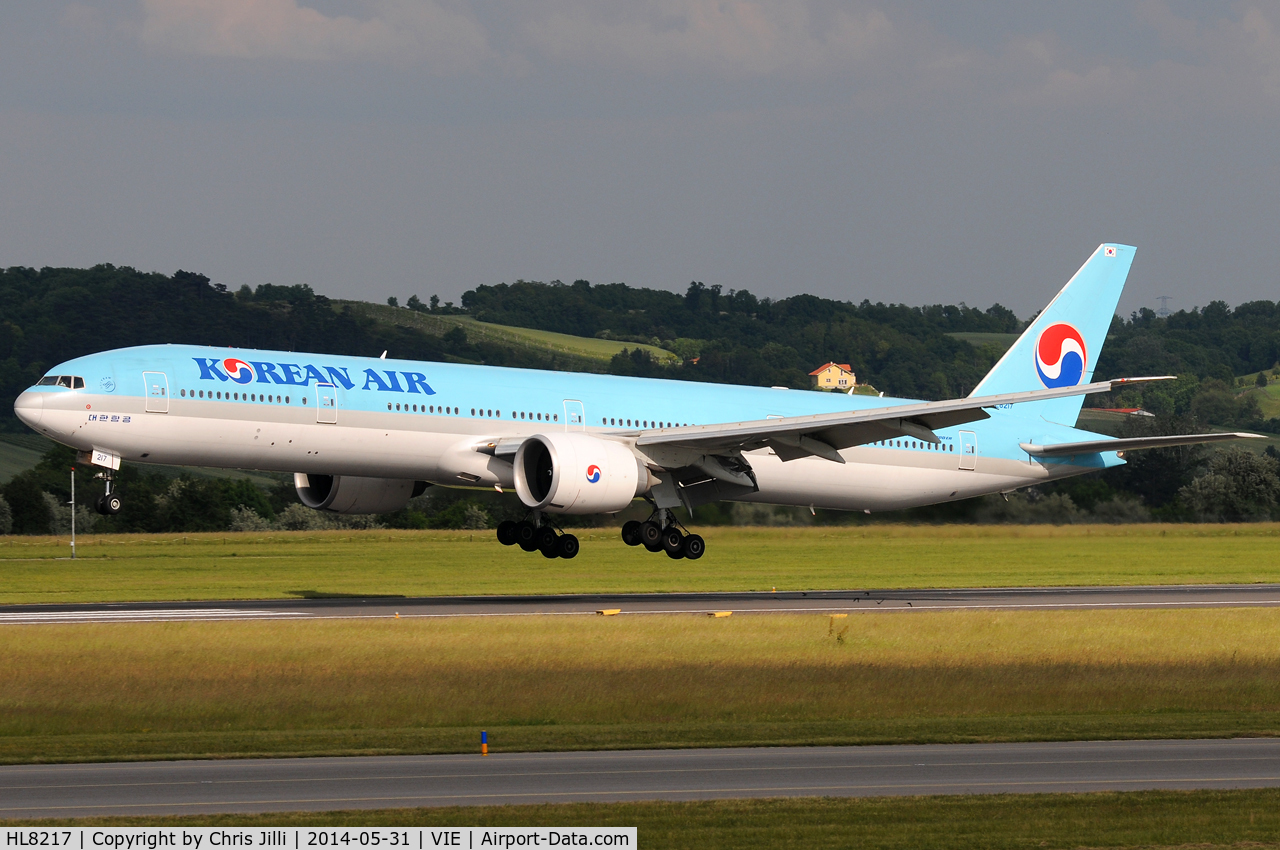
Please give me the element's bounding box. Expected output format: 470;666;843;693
633;376;1173;463
1020;432;1265;457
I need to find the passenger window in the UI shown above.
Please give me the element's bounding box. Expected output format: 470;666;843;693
553;414;558;422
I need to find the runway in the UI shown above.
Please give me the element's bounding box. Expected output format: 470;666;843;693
4;738;1280;817
3;583;1280;623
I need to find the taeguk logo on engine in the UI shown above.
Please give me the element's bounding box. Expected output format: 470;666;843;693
1034;323;1087;388
223;358;255;384
585;465;602;483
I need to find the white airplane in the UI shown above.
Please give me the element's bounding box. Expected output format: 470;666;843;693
13;244;1257;559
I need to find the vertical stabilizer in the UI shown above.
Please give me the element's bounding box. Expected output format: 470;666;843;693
970;243;1135;426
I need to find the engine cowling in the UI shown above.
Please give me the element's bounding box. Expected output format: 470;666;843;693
294;473;428;514
513;433;646;514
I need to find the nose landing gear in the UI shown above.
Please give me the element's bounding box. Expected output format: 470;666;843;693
93;471;122;516
497;513;579;559
622;511;704;560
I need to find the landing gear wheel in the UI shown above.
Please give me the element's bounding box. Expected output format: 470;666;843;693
515;521;539;552
556;533;580;559
97;494;122;515
661;527;685;556
537;527;561;559
640;521;664;552
496;520;518;546
682;533;705;560
94;495;106;515
621;520;643;547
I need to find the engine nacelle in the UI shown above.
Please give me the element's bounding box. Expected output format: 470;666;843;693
513;433;645;514
294;473;428;514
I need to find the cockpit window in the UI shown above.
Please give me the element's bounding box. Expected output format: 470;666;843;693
37;375;84;388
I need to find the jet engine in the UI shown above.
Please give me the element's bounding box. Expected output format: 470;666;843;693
294;473;428;515
513;433;647;514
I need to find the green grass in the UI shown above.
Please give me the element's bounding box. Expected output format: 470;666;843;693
6;609;1280;763
0;433;54;483
2;524;1279;605
946;332;1020;352
13;791;1280;849
342;301;678;365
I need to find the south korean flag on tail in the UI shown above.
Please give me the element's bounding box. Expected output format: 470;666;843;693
1104;246;1117;257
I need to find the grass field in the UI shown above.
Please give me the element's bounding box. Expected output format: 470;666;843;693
945;332;1020;352
2;524;1278;604
341;301;678;366
12;791;1280;849
5;608;1280;763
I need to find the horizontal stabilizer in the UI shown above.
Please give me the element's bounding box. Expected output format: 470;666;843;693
1020;432;1265;457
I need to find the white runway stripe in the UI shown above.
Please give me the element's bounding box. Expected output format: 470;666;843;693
0;609;308;624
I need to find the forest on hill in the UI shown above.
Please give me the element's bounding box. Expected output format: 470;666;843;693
3;264;1280;533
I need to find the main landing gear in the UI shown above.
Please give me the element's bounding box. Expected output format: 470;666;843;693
93;471;122;516
621;510;705;560
496;514;580;560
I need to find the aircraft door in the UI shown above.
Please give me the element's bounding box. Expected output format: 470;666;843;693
563;399;585;431
959;430;977;470
143;371;169;413
316;383;338;424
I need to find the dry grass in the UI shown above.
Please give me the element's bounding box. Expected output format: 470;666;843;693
4;609;1280;760
2;524;1280;603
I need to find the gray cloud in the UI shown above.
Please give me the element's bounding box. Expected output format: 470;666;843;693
0;2;1277;319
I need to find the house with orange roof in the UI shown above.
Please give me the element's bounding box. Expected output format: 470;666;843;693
810;362;856;390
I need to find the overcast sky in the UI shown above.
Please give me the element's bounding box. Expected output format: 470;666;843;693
2;2;1278;318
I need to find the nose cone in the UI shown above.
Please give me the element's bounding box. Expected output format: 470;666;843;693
14;390;43;429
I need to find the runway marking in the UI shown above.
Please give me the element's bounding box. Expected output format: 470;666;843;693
7;755;1279;792
5;591;1280;626
0;609;308;624
8;775;1280;813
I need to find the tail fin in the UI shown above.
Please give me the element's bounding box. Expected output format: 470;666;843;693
970;243;1135;426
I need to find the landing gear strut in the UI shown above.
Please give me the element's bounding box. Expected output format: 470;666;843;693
93;471;122;516
622;510;704;560
496;513;579;559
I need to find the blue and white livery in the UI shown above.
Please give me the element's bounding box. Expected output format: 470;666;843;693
13;245;1258;559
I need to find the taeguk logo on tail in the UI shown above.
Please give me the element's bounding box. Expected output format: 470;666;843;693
223;358;255;384
1034;323;1087;388
586;465;602;483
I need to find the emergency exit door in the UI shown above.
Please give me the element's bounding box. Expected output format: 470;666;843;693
563;400;585;431
959;430;977;470
316;383;337;424
143;372;169;413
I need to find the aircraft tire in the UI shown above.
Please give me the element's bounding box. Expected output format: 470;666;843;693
557;533;580;559
515;521;539;551
94;496;108;515
683;534;705;560
104;494;122;515
621;520;642;546
496;520;518;546
660;527;684;555
640;521;663;552
536;527;560;558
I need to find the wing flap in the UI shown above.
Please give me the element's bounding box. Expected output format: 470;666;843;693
1021;432;1265;457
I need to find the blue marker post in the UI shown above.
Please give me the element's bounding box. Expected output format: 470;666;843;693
481;731;488;757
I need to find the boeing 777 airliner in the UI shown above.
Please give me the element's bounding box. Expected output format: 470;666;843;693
13;245;1258;559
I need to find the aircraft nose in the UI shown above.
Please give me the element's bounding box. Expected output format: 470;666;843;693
14;390;43;429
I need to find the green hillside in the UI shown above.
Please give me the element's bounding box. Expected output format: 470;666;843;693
339;301;678;367
946;331;1020;352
